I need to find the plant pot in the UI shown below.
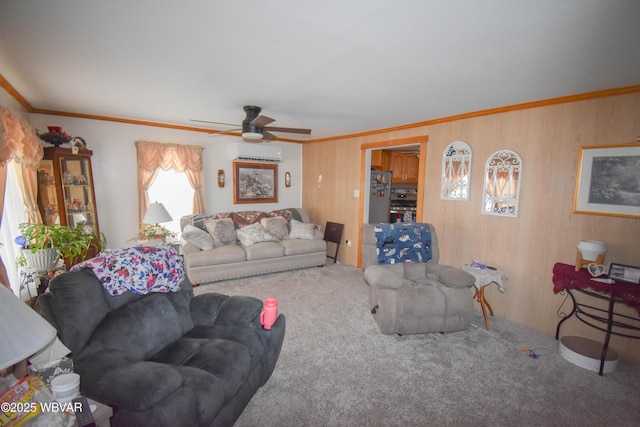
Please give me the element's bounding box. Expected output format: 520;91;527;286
23;248;60;271
577;240;607;261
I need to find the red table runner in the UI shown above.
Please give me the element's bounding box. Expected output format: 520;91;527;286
553;263;640;316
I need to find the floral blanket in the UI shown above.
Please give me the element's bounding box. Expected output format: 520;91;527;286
71;246;184;295
374;223;432;264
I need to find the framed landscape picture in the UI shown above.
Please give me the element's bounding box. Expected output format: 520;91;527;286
233;161;278;204
573;143;640;218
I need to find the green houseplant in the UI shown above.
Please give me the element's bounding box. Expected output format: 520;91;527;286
16;222;106;269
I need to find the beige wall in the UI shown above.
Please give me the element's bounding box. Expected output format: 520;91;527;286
303;92;640;363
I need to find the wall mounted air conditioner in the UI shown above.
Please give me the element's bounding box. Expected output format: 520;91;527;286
235;143;283;163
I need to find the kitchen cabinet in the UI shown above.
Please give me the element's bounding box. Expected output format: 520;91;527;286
37;147;100;235
371;150;391;170
391;152;419;183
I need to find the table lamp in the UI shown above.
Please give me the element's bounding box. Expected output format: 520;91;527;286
0;284;56;375
142;202;172;226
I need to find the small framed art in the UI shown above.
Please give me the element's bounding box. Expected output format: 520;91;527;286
608;263;640;284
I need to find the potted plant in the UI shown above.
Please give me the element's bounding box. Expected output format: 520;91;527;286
131;223;176;245
16;223;106;270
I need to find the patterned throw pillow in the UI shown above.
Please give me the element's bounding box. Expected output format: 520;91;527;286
288;219;316;240
236;222;277;246
230;211;268;229
204;218;237;247
182;224;215;250
260;216;289;240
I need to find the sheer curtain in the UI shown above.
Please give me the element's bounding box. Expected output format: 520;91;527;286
0;106;43;291
135;140;205;222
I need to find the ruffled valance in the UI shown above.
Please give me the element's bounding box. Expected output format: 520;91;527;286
135;140;205;221
0;107;43;168
135;140;203;172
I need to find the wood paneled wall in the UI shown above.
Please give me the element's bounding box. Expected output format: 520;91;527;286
302;92;640;363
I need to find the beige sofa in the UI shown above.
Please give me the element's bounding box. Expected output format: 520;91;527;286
180;208;326;284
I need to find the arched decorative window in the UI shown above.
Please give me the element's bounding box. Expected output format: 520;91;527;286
441;141;472;201
482;150;522;217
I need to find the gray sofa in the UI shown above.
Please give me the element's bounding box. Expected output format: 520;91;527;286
361;223;475;334
38;266;285;427
180;208;326;285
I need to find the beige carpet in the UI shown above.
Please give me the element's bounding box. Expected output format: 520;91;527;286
193;263;640;426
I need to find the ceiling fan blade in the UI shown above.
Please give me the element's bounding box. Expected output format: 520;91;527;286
251;115;275;127
190;118;240;127
261;130;277;141
264;126;311;135
207;128;242;136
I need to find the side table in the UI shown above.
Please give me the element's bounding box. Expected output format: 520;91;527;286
462;265;508;330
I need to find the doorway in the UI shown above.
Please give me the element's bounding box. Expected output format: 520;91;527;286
358;136;428;266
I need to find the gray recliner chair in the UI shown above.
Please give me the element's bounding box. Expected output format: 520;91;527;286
38;267;285;427
361;223;475;335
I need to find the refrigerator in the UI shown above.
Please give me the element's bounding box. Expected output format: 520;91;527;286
369;170;392;223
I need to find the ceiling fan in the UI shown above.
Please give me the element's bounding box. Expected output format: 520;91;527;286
191;106;311;142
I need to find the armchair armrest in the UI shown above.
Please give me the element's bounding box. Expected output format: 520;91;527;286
190;293;226;326
76;350;182;411
364;264;414;290
191;293;263;327
216;295;263;327
428;264;475;289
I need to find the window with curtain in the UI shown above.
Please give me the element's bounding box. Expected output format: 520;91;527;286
147;168;194;234
0;106;44;293
135;140;205;231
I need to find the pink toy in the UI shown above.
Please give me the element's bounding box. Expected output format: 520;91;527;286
260;295;278;330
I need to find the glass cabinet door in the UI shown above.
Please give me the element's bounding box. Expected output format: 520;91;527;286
37;160;60;226
60;156;97;232
37;147;99;236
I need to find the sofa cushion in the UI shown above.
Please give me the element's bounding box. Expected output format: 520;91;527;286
80;289;193;360
204;218;237;247
236;223;277;246
182;224;215;250
280;239;327;256
186;244;246;267
288;219;316;240
260;216;289;240
243;241;285;260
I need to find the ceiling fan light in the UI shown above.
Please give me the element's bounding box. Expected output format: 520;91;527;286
242;131;263;140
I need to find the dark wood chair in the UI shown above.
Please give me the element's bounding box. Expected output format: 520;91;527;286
324;222;344;263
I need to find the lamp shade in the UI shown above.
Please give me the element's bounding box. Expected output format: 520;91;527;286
0;285;56;371
142;202;172;224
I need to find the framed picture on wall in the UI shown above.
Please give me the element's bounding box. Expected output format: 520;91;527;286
233;161;278;204
573;143;640;218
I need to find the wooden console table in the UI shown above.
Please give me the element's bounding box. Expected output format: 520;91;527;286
552;263;640;375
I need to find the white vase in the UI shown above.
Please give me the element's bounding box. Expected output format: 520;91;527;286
23;248;60;271
577;240;607;261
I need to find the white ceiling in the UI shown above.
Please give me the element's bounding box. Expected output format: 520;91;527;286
1;1;639;141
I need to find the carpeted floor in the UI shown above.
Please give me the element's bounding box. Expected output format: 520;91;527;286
193;263;640;426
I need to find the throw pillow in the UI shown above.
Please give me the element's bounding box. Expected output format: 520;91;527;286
230;211;268;228
204;218;237;247
182;224;215;250
260;216;289;240
236;222;276;246
288;219;316;240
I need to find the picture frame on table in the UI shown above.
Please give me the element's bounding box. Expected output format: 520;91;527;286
233;161;278;204
608;263;640;285
573;143;640;218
